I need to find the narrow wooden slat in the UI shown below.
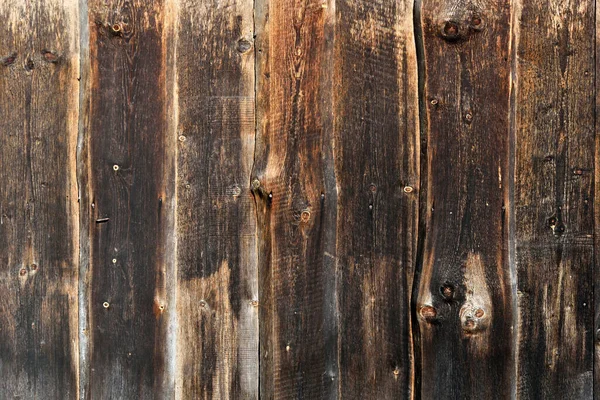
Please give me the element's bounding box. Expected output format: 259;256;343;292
0;1;80;398
83;1;173;397
415;1;514;398
334;0;419;398
253;0;338;397
174;0;258;397
514;0;594;398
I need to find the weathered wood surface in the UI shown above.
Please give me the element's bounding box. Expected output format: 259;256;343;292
82;0;173;397
416;0;514;398
174;0;258;398
254;0;338;397
0;0;598;399
0;0;80;398
515;0;595;398
334;0;419;398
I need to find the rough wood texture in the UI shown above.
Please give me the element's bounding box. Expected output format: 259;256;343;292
83;0;172;397
514;0;595;398
415;1;514;398
334;0;419;398
253;0;338;397
174;0;258;398
1;0;600;399
0;0;80;398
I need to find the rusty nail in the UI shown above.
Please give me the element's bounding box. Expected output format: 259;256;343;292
393;367;400;376
430;98;439;105
300;210;311;222
178;135;186;142
19;269;27;276
573;168;583;175
31;264;37;271
250;300;259;307
112;23;121;33
403;186;414;193
251;179;261;190
103;302;110;308
475;308;484;318
369;184;377;193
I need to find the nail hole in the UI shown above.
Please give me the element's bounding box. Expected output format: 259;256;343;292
103;302;110;308
113;165;119;171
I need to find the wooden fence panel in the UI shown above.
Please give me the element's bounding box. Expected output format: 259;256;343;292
174;0;258;398
0;1;80;398
82;0;173;397
415;1;514;398
334;0;419;398
0;0;599;399
253;0;337;397
514;0;595;398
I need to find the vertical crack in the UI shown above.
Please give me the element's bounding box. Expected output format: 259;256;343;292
410;0;426;398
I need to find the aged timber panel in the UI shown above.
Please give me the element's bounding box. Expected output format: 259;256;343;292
334;0;419;398
0;0;80;398
514;0;595;398
415;0;514;398
174;0;258;398
83;0;172;397
253;0;338;397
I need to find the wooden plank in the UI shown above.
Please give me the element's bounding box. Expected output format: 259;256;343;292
174;0;258;398
514;0;595;398
333;0;419;398
415;1;514;398
82;0;173;397
0;0;80;398
253;0;338;397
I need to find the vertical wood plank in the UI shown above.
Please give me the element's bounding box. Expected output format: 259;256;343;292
0;1;80;398
83;0;173;397
334;0;419;398
253;0;338;397
514;0;595;398
415;1;514;398
174;0;258;398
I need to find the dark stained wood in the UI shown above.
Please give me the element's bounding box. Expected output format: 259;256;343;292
415;0;514;398
514;0;595;398
0;1;80;398
174;0;258;398
253;0;338;397
333;0;419;398
83;0;173;397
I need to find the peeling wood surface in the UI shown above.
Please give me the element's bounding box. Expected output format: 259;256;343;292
0;0;598;399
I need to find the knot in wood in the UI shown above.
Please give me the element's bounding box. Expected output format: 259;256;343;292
440;21;461;41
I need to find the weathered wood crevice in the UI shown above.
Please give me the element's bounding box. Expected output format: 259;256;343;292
411;0;427;396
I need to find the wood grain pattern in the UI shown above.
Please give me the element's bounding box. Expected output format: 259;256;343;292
514;0;595;398
83;0;172;397
0;0;80;398
334;0;419;398
254;0;338;397
415;0;514;398
174;0;258;398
